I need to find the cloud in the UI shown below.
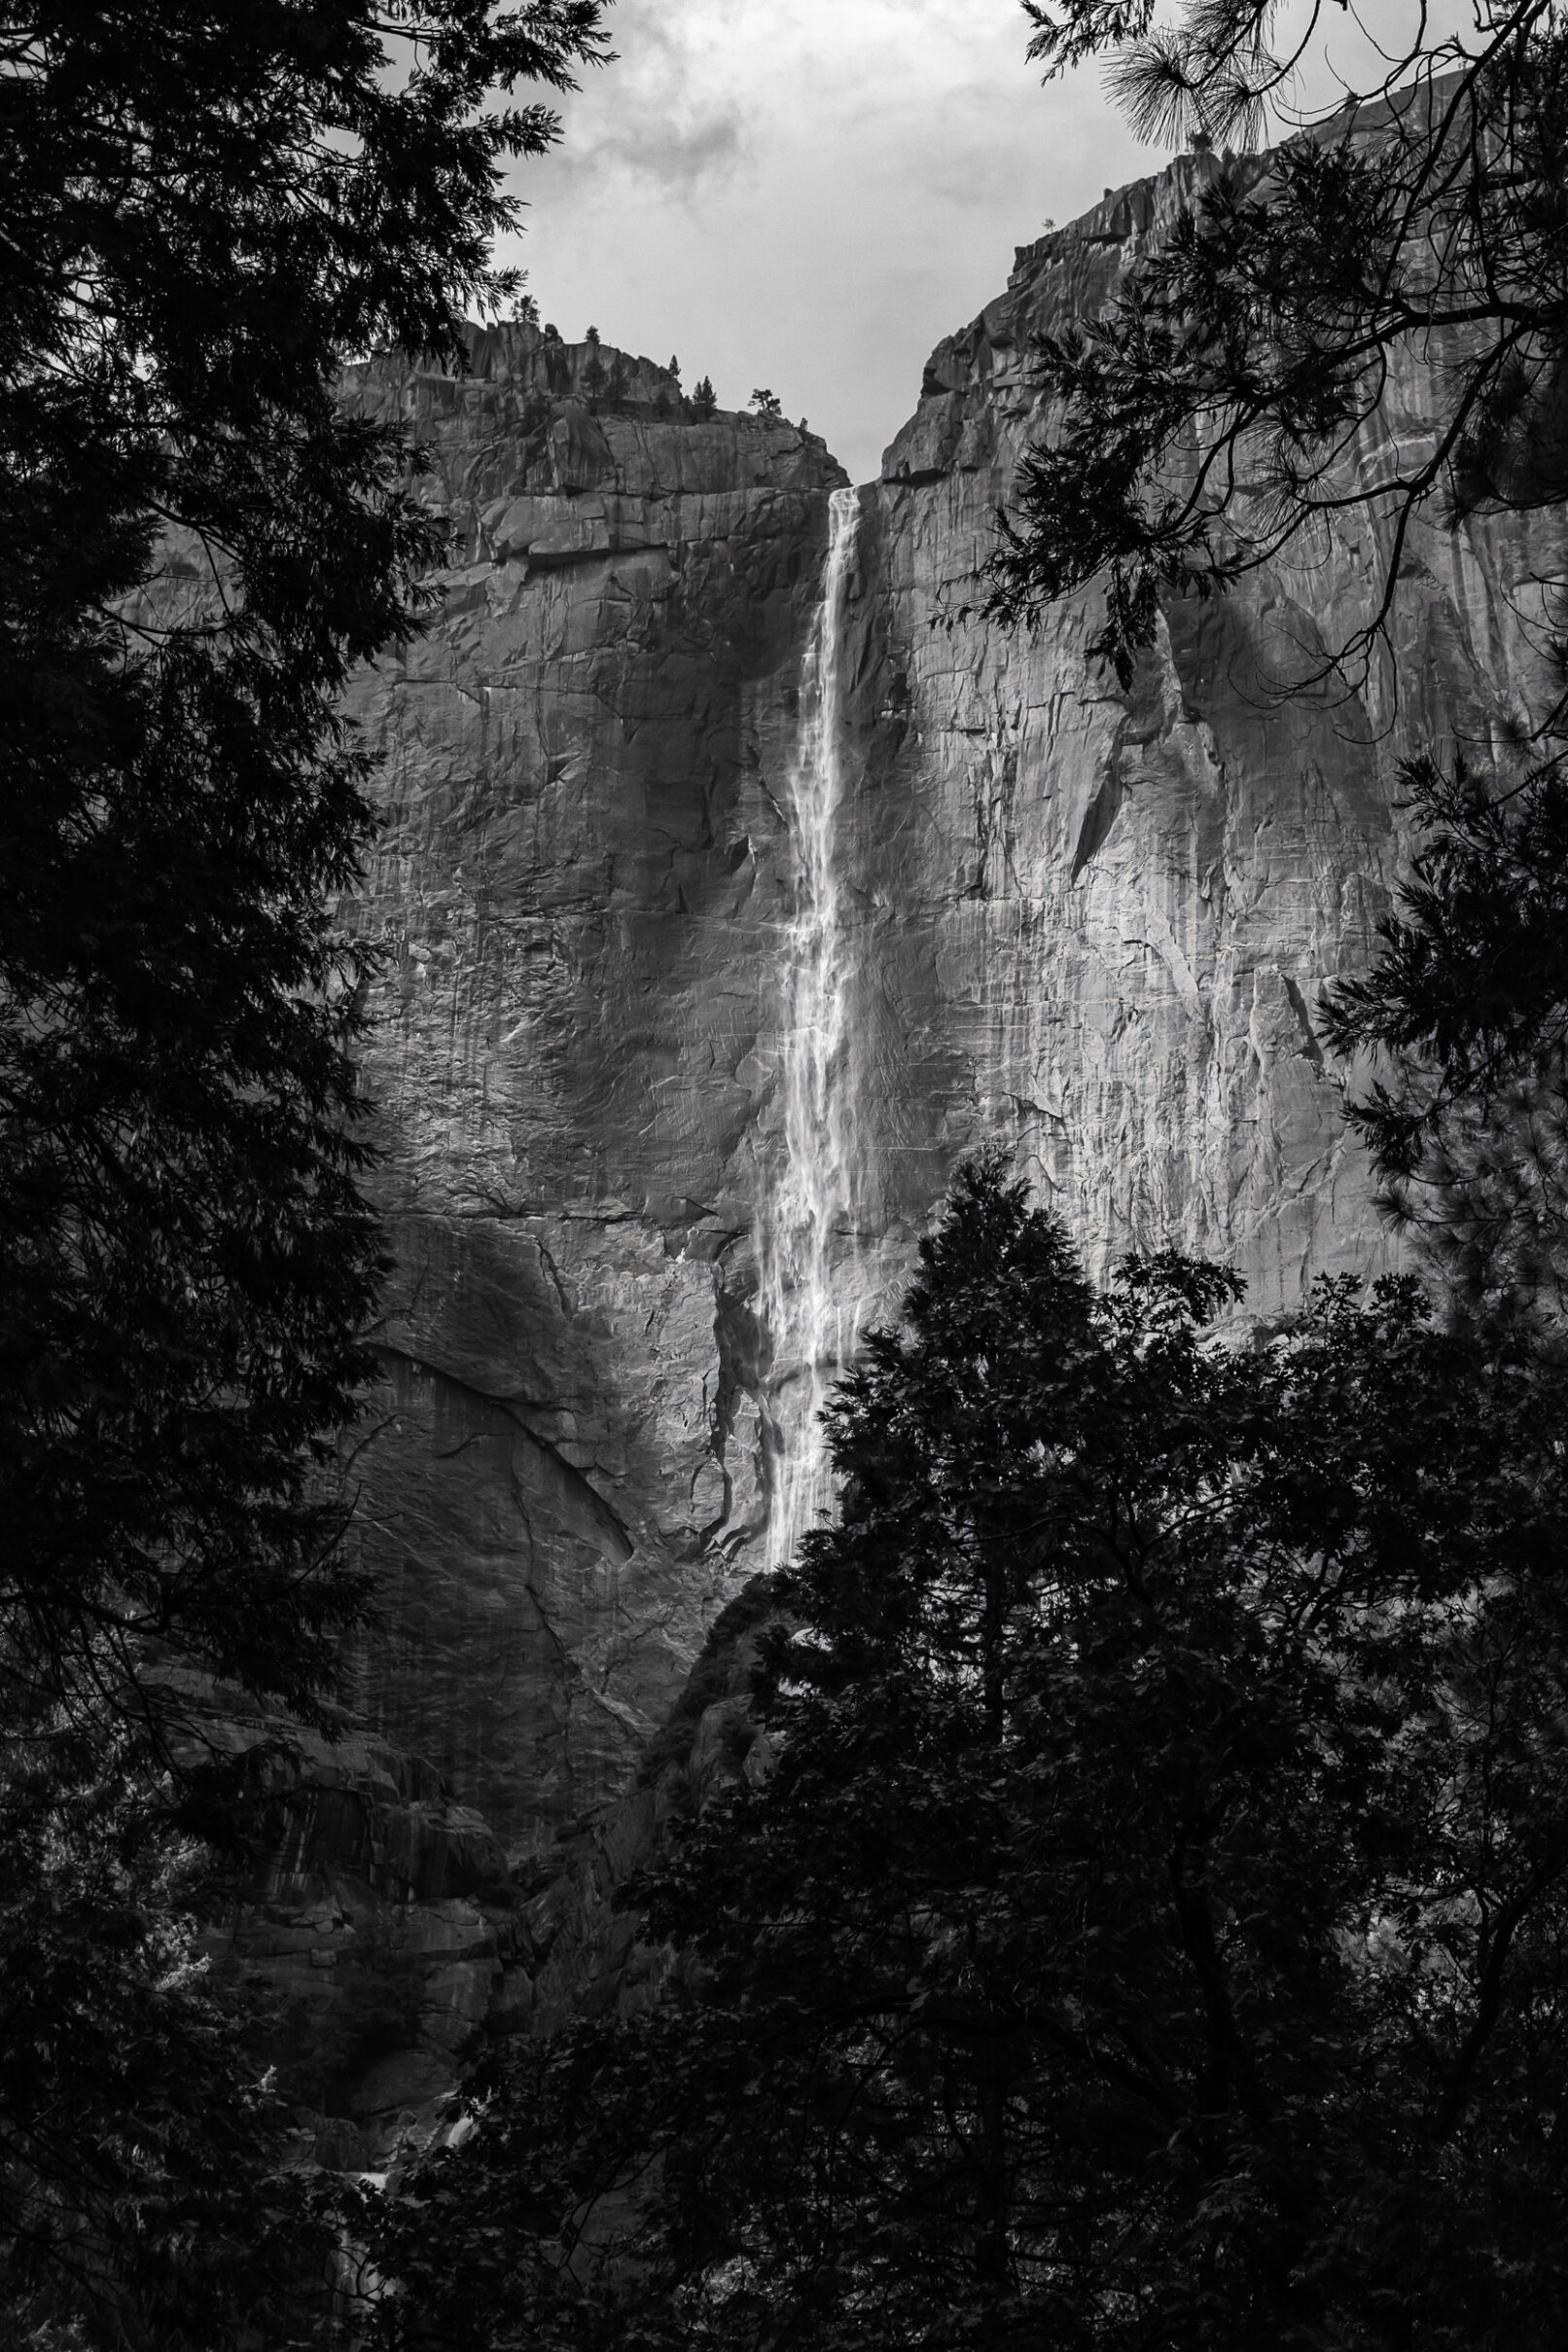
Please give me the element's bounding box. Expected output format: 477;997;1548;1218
503;0;1151;485
529;0;1029;205
541;100;749;200
532;0;755;201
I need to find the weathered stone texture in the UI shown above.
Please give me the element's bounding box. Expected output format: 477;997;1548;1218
848;150;1567;1308
335;327;846;1861
322;152;1568;2063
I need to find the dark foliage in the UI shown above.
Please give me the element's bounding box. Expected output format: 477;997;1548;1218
1;0;607;1748
0;1;606;2337
991;6;1568;688
364;1158;1568;2351
0;1729;342;2350
1320;755;1568;1304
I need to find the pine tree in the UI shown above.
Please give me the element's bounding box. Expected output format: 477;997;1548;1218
1318;755;1568;1305
0;2;607;2336
992;7;1568;685
369;1159;1568;2351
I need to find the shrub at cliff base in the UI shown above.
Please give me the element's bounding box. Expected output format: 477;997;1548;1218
368;1158;1568;2352
0;2;604;2341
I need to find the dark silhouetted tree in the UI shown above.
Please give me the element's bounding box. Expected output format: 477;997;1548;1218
1319;755;1568;1308
364;1158;1568;2352
992;6;1568;685
0;0;606;2337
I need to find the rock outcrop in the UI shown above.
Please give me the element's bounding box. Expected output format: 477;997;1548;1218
266;161;1567;2130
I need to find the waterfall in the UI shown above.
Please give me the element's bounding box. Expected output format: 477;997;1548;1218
760;484;863;1574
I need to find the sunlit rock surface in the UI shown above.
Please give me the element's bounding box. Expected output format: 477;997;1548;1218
858;149;1564;1308
293;160;1568;2115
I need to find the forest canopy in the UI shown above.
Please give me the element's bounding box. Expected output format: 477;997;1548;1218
367;1158;1568;2352
9;3;1568;2344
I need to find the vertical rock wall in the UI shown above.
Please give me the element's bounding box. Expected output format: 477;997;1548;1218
336;329;846;1860
328;152;1567;1950
837;150;1566;1315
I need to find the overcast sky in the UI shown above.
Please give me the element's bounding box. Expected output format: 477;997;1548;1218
496;0;1154;487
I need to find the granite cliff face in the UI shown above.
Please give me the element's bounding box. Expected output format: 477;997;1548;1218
235;330;848;2153
335;329;845;1865
254;156;1568;2141
854;148;1565;1309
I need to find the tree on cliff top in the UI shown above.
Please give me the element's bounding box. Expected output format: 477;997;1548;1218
0;1;606;2338
993;4;1568;1292
363;1159;1568;2352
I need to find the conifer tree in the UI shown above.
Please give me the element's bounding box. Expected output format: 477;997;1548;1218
367;1158;1568;2352
0;2;606;2336
992;5;1568;685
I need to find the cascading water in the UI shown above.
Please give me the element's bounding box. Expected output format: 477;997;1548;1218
759;484;864;1573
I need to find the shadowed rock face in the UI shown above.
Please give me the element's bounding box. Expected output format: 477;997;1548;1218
335;327;848;1861
331;160;1567;1896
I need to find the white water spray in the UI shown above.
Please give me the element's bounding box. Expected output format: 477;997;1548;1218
760;484;864;1572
